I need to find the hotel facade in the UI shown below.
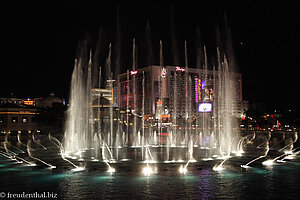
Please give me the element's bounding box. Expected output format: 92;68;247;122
117;65;243;119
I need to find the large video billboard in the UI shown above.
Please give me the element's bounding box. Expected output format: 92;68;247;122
198;103;212;112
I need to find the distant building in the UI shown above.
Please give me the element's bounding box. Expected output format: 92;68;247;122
35;92;63;108
117;65;243;118
0;104;39;135
0;97;24;105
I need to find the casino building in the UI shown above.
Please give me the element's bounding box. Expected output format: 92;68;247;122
117;65;243;119
0;104;39;135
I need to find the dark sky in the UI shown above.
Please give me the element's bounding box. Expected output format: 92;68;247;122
0;0;297;111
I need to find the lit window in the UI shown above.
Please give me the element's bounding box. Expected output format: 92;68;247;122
11;117;18;123
22;117;28;123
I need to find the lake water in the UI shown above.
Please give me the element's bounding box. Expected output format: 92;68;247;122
1;138;300;199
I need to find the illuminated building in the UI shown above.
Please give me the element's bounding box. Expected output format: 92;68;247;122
117;65;243;118
0;104;39;135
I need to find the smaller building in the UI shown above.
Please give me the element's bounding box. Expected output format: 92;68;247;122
0;104;39;135
35;92;63;108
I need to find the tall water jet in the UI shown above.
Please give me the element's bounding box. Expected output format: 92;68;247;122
145;21;154;66
132;38;137;145
64;57;88;154
62;19;242;166
159;40;164;66
215;47;239;157
170;4;180;65
113;5;121;79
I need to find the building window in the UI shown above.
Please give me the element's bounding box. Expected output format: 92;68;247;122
22;117;28;123
11;117;18;123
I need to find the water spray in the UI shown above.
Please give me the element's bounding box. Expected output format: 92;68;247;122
27;141;56;168
32;133;47;150
241;140;270;168
48;134;83;171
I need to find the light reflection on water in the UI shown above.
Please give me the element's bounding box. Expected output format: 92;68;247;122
1;156;300;199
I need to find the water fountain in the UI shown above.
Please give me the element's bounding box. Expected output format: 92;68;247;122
60;31;244;175
0;7;299;198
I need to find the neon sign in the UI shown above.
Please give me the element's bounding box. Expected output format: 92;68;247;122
175;66;185;72
195;78;199;102
198;79;201;101
23;100;34;106
161;67;167;77
195;78;201;102
130;70;138;75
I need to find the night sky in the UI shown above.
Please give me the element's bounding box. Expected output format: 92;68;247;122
0;0;297;111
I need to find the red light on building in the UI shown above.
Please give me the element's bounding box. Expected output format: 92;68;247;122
241;114;246;120
161;133;169;136
157;100;163;106
130;70;138;75
175;66;185;72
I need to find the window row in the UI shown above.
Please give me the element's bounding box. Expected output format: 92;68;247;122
0;116;33;123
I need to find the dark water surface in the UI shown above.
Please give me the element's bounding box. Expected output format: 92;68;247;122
1;140;300;199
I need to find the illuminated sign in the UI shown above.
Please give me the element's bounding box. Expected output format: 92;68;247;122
195;78;201;102
160;114;170;118
175;66;185;72
23;100;34;106
157;100;163;106
195;78;199;102
201;80;206;89
130;70;138;75
209;88;213;102
161;67;167;77
198;103;212;112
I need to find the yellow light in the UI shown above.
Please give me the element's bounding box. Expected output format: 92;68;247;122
179;165;187;174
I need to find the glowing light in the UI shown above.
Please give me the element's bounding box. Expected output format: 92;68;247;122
130;70;138;75
175;66;185;72
284;155;295;160
143;166;153;176
23;100;34;105
213;165;224;171
71;167;85;173
235;151;244;157
179;165;187;174
107;167;116;174
198;103;212;112
201;80;206;89
202;158;213;161
195;78;199;102
240;165;250;169
284;150;293;155
262;160;274;166
161;67;167;77
157;100;163;106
